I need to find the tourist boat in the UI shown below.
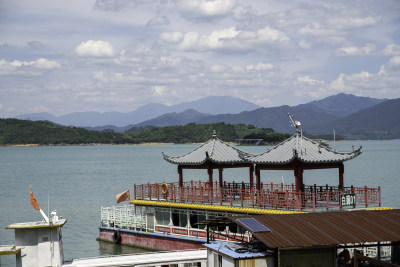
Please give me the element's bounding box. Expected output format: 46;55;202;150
99;121;382;251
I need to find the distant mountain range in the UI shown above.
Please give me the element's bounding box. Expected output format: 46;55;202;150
15;93;399;139
309;98;400;139
16;96;260;127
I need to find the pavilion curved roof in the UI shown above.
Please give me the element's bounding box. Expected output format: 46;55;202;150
163;133;251;165
242;132;362;165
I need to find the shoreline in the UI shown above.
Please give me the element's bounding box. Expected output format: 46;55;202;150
2;139;399;148
0;142;201;147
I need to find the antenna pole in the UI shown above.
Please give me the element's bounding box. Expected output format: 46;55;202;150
333;129;336;152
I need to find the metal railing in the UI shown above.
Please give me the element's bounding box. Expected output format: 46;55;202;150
101;205;147;230
134;180;381;211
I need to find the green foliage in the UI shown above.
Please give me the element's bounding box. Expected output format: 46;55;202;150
0;119;290;145
128;123;238;143
0;119;132;145
243;132;290;144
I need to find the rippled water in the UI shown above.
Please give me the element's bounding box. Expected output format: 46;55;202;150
0;141;399;265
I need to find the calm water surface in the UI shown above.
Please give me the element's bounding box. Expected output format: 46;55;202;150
0;141;399;265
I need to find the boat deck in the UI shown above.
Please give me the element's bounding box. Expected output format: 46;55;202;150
134;181;381;211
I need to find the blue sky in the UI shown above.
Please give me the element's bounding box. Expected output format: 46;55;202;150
0;0;399;117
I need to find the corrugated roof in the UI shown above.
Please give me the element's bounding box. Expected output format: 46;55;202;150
163;133;251;165
243;132;362;165
231;209;400;249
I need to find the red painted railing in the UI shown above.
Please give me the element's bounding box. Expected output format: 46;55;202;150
134;180;381;211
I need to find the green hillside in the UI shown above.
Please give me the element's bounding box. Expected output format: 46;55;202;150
0;119;291;145
0;119;133;145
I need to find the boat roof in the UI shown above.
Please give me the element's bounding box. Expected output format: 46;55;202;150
0;245;22;255
6;219;67;229
63;249;207;267
229;208;400;249
204;242;267;259
243;131;362;165
163;130;251;165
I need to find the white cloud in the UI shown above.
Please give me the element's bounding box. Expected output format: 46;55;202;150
0;58;60;75
334;44;377;57
210;64;226;72
174;26;288;51
329;16;380;29
329;57;400;97
297;76;324;85
299;22;341;37
257;26;289;43
388;56;400;67
206;27;240;48
246;63;274;71
160;32;183;43
383;44;400;56
35;58;62;69
152;85;166;96
176;0;237;20
179;32;200;50
298;39;311;49
93;71;107;82
75;40;115;57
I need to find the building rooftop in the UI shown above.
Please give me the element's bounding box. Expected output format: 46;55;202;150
6;219;67;229
243;132;362;165
229;209;400;249
203;242;267;259
163;131;251;165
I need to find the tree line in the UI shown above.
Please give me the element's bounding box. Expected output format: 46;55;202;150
0;118;302;145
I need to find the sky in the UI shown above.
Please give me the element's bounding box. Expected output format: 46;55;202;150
0;0;400;117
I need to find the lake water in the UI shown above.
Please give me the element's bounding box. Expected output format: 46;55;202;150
0;141;399;265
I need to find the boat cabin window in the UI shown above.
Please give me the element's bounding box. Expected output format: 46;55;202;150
155;210;170;226
228;224;246;234
184;262;202;267
172;211;187;227
208;215;227;232
190;214;206;229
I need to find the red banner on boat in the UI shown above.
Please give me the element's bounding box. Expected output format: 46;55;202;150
116;190;131;204
30;186;40;211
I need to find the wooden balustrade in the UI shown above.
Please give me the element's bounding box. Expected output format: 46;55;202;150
133;180;381;211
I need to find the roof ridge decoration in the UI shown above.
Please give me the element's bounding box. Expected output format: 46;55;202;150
163;130;252;165
242;131;362;165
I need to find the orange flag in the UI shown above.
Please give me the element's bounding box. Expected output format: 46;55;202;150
30;186;40;211
116;190;130;204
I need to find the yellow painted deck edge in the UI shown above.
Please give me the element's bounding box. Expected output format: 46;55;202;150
130;200;302;214
0;248;21;255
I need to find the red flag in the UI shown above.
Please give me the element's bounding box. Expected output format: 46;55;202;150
116;190;130;204
30;186;40;210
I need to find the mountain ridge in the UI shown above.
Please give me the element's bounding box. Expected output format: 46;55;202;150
16;96;260;127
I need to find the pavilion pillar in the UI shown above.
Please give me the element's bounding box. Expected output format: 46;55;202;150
208;166;213;185
255;166;261;190
294;166;304;192
218;168;223;187
249;165;254;189
178;166;183;187
339;163;344;191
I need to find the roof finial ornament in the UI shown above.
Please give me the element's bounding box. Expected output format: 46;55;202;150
288;113;301;132
212;129;217;139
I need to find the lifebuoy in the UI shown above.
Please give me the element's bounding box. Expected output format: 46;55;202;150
161;182;168;195
113;230;121;244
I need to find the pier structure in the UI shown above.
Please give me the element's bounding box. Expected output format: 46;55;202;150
5;214;66;267
149;130;378;212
